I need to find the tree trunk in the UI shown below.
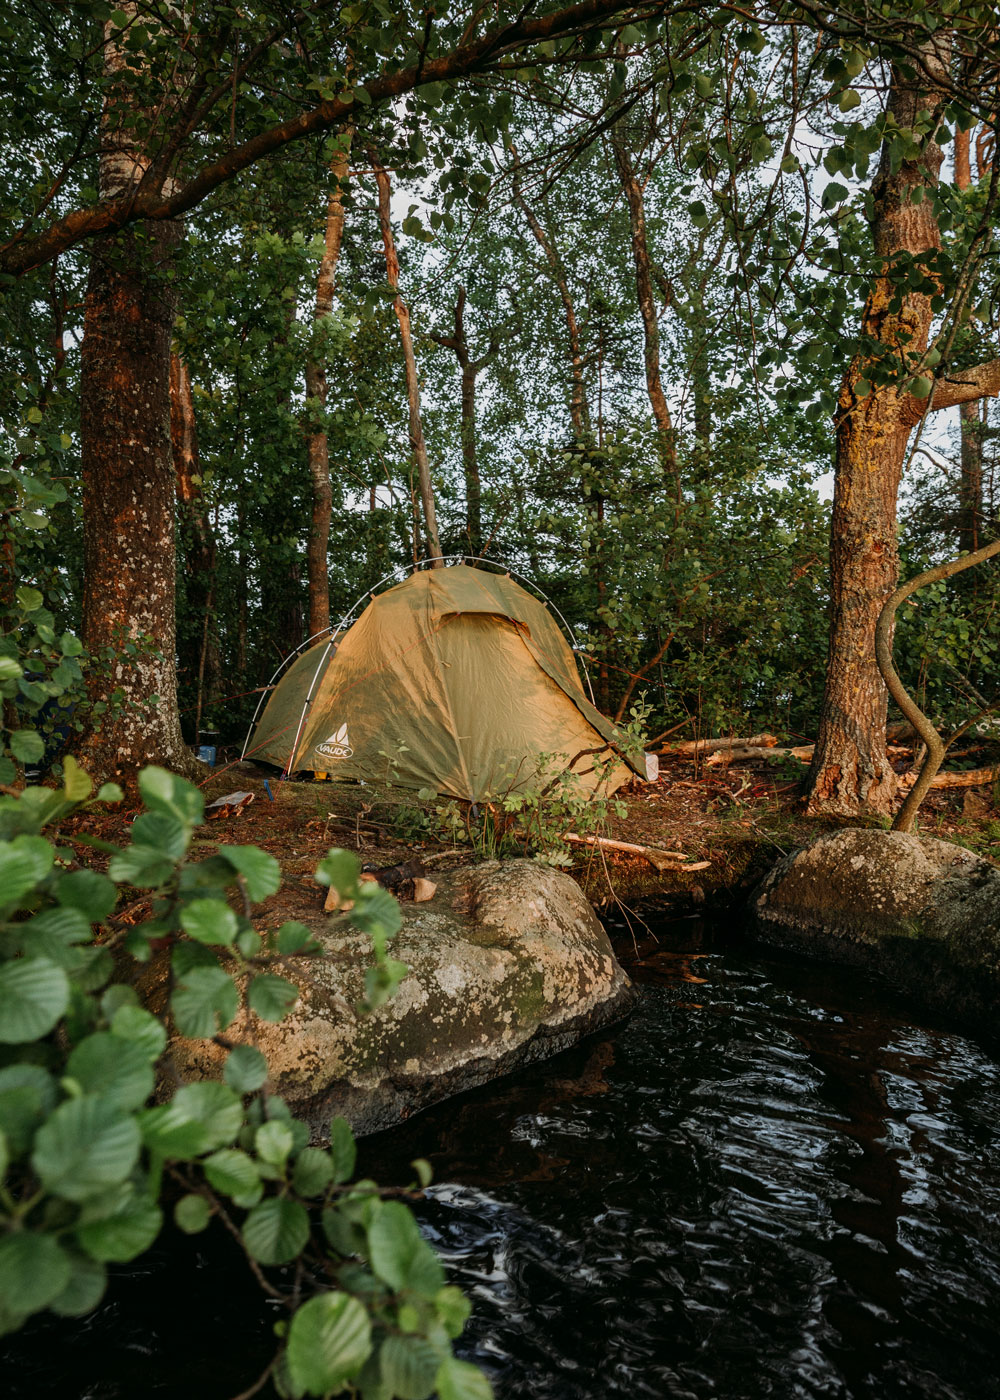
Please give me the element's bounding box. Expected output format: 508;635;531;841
805;41;949;817
305;130;352;636
432;286;499;556
954;127;985;555
78;11;195;780
80;218;193;780
610;124;678;485
511;157;591;441
372;155;442;565
170;353;221;733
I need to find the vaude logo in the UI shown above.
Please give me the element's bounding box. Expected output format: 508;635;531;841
316;723;353;760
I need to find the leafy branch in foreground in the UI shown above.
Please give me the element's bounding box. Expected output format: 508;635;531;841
0;762;490;1399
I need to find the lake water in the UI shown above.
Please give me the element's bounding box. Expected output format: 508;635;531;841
6;914;1000;1398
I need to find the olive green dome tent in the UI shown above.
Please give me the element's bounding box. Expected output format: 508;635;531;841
245;563;648;801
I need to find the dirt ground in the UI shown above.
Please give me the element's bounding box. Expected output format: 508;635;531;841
63;750;1000;927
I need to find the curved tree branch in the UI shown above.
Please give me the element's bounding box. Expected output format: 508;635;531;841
875;536;1000;832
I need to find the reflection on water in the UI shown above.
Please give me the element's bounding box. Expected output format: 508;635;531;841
363;918;1000;1400
5;916;1000;1398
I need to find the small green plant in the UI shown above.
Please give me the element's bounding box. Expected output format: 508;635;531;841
0;763;490;1399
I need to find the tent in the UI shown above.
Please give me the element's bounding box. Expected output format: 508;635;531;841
246;564;649;801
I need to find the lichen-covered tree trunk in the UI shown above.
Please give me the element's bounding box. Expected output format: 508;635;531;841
805;42;948;817
78;6;196;781
305;131;352;636
80;217;194;779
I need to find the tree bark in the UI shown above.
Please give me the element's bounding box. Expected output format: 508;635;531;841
432;286;499;556
170;353;221;734
79;11;196;781
610;123;678;484
805;40;950;817
954;126;986;555
373;155;442;565
511;158;590;441
305;129;352;636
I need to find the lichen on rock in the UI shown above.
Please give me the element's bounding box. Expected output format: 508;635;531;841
174;859;635;1137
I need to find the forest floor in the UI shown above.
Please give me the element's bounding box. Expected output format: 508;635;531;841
98;750;1000;927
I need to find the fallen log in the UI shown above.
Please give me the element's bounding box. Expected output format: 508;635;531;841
660;733;778;757
560;832;710;872
705;744;814;767
899;765;1000;791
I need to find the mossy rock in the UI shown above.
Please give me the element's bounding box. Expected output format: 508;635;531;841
174;859;636;1137
750;829;1000;1033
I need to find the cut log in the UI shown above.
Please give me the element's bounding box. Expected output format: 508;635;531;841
205;791;254;819
560;832;709;872
705;744;814;767
661;733;778;757
899;765;1000;791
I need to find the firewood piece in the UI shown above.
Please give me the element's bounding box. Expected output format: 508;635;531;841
899;765;1000;791
662;733;779;757
323;886;354;913
412;878;437;902
205;791;254;820
560;832;707;872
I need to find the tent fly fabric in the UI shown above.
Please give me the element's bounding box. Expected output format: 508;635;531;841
248;565;647;802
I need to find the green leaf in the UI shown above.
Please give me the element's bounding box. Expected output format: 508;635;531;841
351;884;402;939
66;1032;155;1110
110;1004;167;1060
0;957;70;1042
247;973;299;1022
435;1357;494;1400
20;905;92;952
49;1251;107;1318
242;1196;310;1265
202;1148;261;1201
909;374;934;398
171;966;239;1038
276;920;318;954
97;783;124;804
293;1147;334;1197
255;1119;293;1167
316;848;361;897
57;869;117;921
367;1201;445;1296
9;729;45;763
31;1096;141;1201
435;1285;472;1338
0;834;54;908
380;1335;441;1400
61;756;93;802
0;1233;72;1323
224;1044;269;1094
838;87;861;112
108;843;177;888
131;811;189;860
0;1064;57;1156
0;656;23;682
15;585;43;611
219;846;281;901
140;1081;243;1159
286;1292;373;1395
330;1116;357;1184
411;1159;432;1189
175;1194;211;1234
180;898;239;946
138;767;205;827
76;1192;163;1262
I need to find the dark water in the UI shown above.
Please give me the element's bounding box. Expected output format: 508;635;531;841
6;917;1000;1398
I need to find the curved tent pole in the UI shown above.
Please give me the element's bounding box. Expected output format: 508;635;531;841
242;554;598;764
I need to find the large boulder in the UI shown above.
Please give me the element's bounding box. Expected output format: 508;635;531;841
750;828;1000;1030
176;859;635;1137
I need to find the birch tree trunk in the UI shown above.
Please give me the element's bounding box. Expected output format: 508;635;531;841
373;155;442;565
305;129;352;636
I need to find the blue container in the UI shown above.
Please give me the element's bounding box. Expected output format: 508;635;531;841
196;745;216;766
